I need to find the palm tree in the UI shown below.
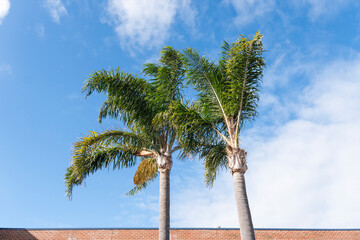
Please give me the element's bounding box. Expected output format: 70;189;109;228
171;32;264;240
65;47;185;240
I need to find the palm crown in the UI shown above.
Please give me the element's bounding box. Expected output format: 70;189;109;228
171;31;264;184
65;46;185;198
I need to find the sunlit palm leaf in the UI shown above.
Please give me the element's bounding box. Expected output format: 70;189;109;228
65;130;152;198
133;158;158;185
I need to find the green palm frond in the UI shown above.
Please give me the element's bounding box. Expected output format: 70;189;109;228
65;130;151;199
182;48;226;122
98;96;122;124
74;130;145;149
171;100;229;146
142;63;160;78
83;69;156;126
201;143;227;187
224;31;264;134
127;179;156;196
143;46;185;112
171;101;206;141
220;40;231;63
65;165;81;200
181;32;264;144
171;100;211;133
151;110;172;127
65;145;138;199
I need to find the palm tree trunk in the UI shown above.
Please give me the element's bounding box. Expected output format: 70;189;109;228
233;172;255;240
159;169;170;240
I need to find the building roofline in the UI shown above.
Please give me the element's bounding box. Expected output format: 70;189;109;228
1;228;359;231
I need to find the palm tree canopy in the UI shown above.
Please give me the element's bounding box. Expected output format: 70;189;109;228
65;47;185;198
171;32;265;185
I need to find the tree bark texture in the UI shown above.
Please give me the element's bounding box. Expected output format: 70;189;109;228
158;169;170;240
233;172;255;240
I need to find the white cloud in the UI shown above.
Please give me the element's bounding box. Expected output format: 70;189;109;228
262;49;314;89
105;0;196;51
224;0;275;25
293;0;351;21
171;56;360;228
225;0;353;23
176;0;197;29
44;0;67;23
299;59;360;124
0;0;10;24
307;0;350;20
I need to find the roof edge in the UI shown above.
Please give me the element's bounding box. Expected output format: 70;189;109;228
1;228;359;231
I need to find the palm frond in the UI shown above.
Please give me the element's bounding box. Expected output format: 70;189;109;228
98;96;122;123
202;143;227;187
171;100;229;148
142;63;160;78
126;158;158;195
171;102;224;161
224;32;265;140
65;130;150;199
127;179;156;196
171;101;213;136
65;145;137;199
181;48;237;143
133;158;158;185
182;48;227;123
181;32;265;147
143;46;185;112
151;110;172;128
83;69;156;126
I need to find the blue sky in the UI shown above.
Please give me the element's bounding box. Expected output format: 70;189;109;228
1;0;360;229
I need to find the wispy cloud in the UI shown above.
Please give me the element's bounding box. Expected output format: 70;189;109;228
225;0;354;24
224;0;275;25
104;0;196;51
293;0;352;21
0;0;10;24
44;0;67;23
171;55;360;228
65;93;81;100
0;63;12;75
177;0;197;29
35;23;45;38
